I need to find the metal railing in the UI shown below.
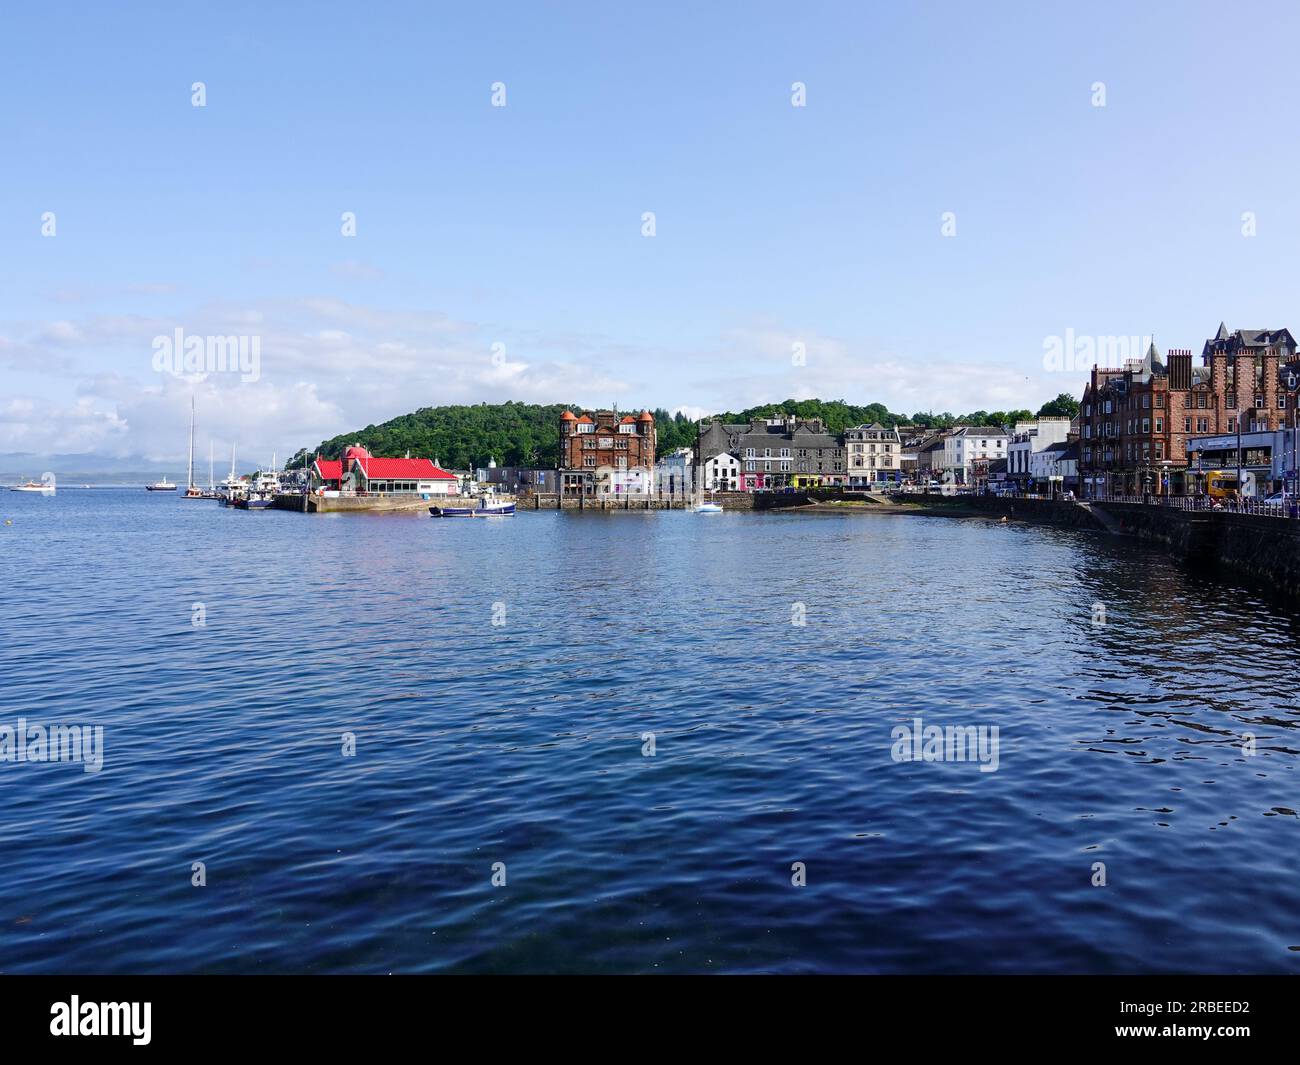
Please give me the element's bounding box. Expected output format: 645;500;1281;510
1084;491;1298;518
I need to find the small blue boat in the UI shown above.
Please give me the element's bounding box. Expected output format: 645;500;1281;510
429;497;515;517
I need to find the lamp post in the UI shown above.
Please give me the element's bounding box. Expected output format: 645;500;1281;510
1279;362;1299;515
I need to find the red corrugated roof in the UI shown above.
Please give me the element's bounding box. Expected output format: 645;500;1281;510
356;456;454;479
314;459;342;479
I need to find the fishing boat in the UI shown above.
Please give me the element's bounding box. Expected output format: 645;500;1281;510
145;477;177;492
429;493;515;517
10;479;54;494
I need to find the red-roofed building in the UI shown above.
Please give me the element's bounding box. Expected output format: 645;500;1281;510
312;458;343;489
311;445;460;497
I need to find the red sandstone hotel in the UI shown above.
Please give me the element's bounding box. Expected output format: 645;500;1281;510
558;409;656;495
1080;325;1299;496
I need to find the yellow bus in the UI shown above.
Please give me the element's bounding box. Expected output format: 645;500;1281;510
1205;470;1238;499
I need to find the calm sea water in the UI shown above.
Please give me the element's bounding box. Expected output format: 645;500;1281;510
1;489;1298;974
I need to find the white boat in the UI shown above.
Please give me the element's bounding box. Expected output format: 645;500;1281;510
694;502;723;513
231;466;280;510
10;479;54;494
429;487;516;517
216;444;245;504
146;477;177;492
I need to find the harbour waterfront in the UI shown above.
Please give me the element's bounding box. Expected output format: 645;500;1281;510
2;490;1299;974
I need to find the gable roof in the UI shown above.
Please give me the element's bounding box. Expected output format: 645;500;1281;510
313;459;342;480
355;456;455;480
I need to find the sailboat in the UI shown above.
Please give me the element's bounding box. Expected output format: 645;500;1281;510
201;441;219;498
693;475;723;513
181;398;204;499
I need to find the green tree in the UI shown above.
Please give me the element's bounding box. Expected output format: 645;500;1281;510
1037;393;1080;419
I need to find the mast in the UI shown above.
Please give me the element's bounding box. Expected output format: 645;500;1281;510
208;440;214;490
229;443;236;480
187;396;196;489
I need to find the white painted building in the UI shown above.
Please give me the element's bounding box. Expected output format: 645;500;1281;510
942;427;1009;484
654;447;694;494
702;451;740;491
1007;417;1072;490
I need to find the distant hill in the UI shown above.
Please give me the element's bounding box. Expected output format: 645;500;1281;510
0;452;180;485
290;395;1072;469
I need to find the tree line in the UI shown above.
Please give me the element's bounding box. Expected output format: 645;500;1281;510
287;394;1081;470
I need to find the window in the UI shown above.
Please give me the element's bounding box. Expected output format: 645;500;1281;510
1256;395;1265;409
1226;393;1236;409
745;448;755;458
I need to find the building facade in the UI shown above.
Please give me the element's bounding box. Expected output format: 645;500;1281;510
1006;417;1071;493
696;415;845;490
559;409;656;495
941;427;1009;485
844;423;902;485
312;445;459;496
1080;326;1297;496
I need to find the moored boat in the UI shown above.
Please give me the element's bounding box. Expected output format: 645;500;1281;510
181;399;206;499
429;493;515;517
145;478;177;492
230;467;279;510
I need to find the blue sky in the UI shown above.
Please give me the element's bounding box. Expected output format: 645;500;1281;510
3;0;1300;465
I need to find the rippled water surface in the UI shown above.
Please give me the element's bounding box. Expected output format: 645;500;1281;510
2;489;1298;973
